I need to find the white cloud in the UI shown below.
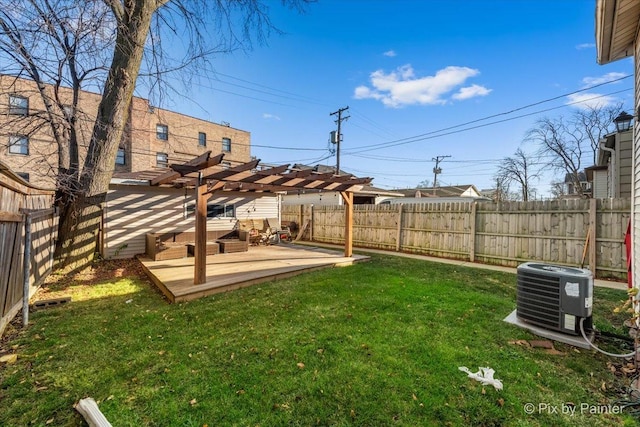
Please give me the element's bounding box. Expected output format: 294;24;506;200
263;113;281;120
576;43;595;50
383;50;397;57
581;72;627;87
566;93;617;110
452;84;492;100
354;64;490;108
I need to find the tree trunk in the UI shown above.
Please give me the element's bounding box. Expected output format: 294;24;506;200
54;1;156;271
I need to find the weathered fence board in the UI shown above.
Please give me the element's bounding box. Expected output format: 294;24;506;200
283;198;631;280
0;161;56;336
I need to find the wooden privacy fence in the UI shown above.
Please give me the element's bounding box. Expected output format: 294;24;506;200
282;198;631;280
0;161;56;336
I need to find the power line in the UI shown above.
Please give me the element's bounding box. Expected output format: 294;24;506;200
144;61;631;151
343;88;632;156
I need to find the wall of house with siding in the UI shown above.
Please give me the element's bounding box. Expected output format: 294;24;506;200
103;184;279;259
634;30;640;294
618;130;633;198
283;191;342;206
592;169;608;198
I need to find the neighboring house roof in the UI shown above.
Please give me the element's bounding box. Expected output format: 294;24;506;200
594;128;632;166
596;0;640;64
584;165;608;182
563;172;588;183
479;188;497;198
395;185;482;198
355;185;404;198
281;184;402;199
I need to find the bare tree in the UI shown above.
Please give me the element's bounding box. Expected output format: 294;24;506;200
495;148;539;201
574;104;623;165
493;176;509;202
549;181;567;199
416;178;431;188
0;0;311;271
526;104;622;198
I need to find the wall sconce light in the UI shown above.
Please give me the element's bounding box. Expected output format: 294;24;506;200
614;111;634;133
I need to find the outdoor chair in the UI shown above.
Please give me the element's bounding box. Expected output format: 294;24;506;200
266;218;292;243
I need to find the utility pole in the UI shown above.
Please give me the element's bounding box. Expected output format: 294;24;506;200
330;106;349;175
432;155;451;195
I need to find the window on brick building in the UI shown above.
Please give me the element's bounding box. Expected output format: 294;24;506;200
156;152;168;168
222;137;231;152
16;172;29;182
9;95;28;115
198;132;206;147
8;135;28;155
156;124;168;140
116;148;126;165
221;161;231;170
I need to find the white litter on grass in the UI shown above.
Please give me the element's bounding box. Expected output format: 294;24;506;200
125;299;133;304
458;366;503;390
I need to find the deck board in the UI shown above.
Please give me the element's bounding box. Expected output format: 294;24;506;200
138;244;369;302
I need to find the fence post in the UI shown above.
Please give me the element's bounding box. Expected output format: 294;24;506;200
49;209;58;272
22;213;32;327
298;204;303;230
395;204;403;251
310;204;314;241
469;202;477;262
589;198;597;277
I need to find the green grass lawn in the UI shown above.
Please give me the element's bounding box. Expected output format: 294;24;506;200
0;254;638;426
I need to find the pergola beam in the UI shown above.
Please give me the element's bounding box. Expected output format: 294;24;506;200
182;159;260;186
239;164;290;183
268;169;315;186
150;152;224;186
204;180;227;195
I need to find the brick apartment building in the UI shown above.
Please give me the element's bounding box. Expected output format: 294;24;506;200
0;75;251;187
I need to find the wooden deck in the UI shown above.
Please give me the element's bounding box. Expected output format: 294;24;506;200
138;244;370;303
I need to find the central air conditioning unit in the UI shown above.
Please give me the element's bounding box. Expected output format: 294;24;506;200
516;262;593;336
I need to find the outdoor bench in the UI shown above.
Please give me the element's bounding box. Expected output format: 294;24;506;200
145;229;247;260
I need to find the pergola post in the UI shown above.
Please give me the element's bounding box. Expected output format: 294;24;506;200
194;181;208;285
340;191;354;257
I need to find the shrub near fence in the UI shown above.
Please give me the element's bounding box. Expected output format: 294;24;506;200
282;198;631;280
0;161;57;336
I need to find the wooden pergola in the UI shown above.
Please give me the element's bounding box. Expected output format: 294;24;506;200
148;151;371;285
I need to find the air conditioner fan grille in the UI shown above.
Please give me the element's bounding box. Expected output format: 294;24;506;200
517;270;561;329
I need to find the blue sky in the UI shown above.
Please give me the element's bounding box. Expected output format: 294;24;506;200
163;0;634;195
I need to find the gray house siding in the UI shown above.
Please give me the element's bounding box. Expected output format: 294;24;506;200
634;31;640;292
592;169;608;198
619;130;633;198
